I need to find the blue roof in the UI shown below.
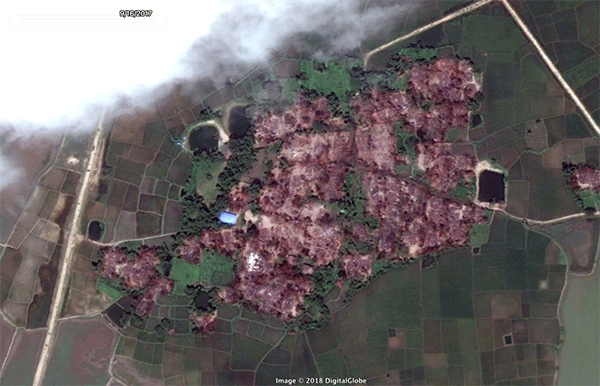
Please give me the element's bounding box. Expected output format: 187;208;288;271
218;211;238;225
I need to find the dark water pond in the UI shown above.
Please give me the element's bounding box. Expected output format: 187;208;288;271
88;220;104;241
228;106;251;139
478;170;505;202
105;296;133;327
194;291;211;311
471;114;483;127
189;126;218;154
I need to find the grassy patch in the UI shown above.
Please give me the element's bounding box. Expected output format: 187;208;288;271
231;332;272;370
299;60;355;101
200;250;236;286
463;15;526;52
565;113;591;139
169;258;202;286
169;251;235;287
563;55;600;88
439;249;473;318
470;224;491;248
96;278;124;301
366;263;422;330
316;349;348;378
193;155;226;205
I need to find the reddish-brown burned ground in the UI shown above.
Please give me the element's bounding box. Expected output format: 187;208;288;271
98;57;487;325
176;237;203;263
99;247;173;316
341;254;374;280
568;164;600;192
252;97;345;144
215;57;484;322
189;310;217;335
417;143;477;193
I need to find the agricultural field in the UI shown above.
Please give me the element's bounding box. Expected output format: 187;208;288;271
512;0;600;121
0;132;63;244
170;251;235;289
44;316;118;385
0;316;16;369
100;214;570;385
0;328;46;385
0;130;95;329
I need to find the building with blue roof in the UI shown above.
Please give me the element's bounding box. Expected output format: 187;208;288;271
218;211;238;225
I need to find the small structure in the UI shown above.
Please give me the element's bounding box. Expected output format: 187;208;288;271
218;211;238;225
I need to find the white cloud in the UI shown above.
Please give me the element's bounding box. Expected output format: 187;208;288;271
0;0;406;128
0;148;23;192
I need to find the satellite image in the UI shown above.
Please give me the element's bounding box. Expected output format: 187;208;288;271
0;0;599;385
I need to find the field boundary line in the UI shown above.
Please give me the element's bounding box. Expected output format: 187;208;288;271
32;108;108;386
363;0;495;69
0;326;18;378
0;133;66;251
500;0;600;137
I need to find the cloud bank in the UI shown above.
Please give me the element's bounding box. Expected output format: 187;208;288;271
0;0;407;128
0;0;408;194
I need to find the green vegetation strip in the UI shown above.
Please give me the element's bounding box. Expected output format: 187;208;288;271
96;279;124;301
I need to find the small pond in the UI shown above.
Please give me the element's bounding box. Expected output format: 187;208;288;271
105;296;133;327
88;220;105;241
189;125;218;155
477;170;505;203
194;291;211;311
227;106;251;139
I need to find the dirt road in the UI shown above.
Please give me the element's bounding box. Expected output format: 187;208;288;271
499;0;600;137
32;108;108;386
363;0;495;69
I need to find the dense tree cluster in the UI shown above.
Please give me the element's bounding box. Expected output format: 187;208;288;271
335;171;379;229
394;123;420;160
179;125;257;238
387;46;439;73
196;106;222;121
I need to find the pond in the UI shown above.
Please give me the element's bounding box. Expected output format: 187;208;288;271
194;291;211;311
88;220;104;241
189;125;218;155
477;170;505;203
104;296;133;327
227;106;251;139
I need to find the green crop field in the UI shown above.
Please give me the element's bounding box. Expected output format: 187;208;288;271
96;279;124;301
169;258;202;286
199;250;236;286
298;60;355;101
470;223;491;248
